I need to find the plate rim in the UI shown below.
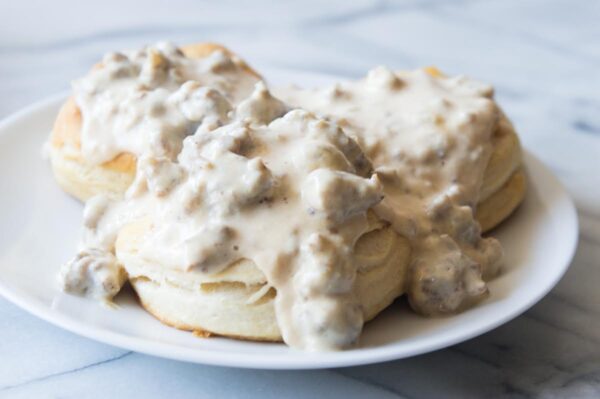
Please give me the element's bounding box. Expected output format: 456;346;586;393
0;85;579;370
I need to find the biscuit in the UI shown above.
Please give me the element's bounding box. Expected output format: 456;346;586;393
116;213;411;341
48;43;261;201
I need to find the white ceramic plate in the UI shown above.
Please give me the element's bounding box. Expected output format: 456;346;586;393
0;69;578;369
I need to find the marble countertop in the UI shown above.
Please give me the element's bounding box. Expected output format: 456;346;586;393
1;0;599;397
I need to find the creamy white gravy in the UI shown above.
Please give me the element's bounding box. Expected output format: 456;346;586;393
59;44;506;350
62;108;381;350
275;66;503;315
73;41;259;165
60;43;386;350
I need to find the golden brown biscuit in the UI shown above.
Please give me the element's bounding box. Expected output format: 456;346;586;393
424;66;526;232
48;43;261;201
116;213;411;341
477;169;527;233
476;114;526;232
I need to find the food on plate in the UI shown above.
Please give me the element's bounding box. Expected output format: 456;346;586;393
275;66;526;234
276;66;527;315
48;42;260;201
115;110;411;347
51;42;526;350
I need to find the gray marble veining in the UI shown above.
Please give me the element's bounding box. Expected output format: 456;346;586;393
1;0;599;398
